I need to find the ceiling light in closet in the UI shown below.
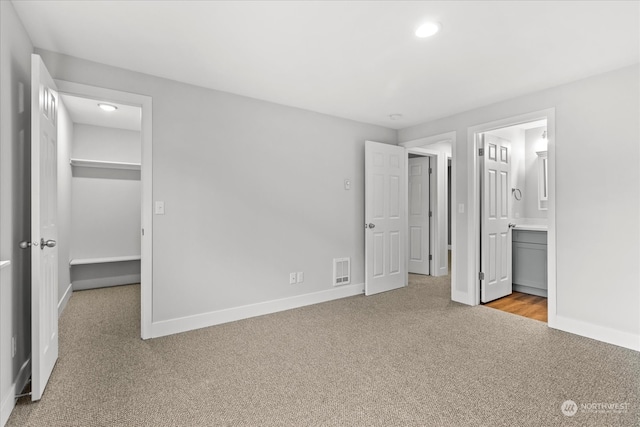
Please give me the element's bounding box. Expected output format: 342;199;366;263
415;22;441;38
98;103;118;112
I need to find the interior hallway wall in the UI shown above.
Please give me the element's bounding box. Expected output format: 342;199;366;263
398;64;640;345
0;2;33;425
35;49;397;329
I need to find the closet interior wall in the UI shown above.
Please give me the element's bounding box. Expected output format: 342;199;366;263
69;123;141;290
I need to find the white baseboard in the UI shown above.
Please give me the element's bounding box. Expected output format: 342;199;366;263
73;274;141;291
150;282;365;339
552;315;640;352
1;357;30;427
58;283;73;317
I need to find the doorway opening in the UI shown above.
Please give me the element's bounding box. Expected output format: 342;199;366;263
55;80;153;339
58;93;142;304
400;132;454;298
407;152;433;276
471;110;556;324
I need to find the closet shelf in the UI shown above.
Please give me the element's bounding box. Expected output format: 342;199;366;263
70;158;141;170
0;260;11;270
70;255;141;266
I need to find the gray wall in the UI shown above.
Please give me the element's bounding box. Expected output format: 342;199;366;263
399;64;640;338
0;1;33;422
36;49;397;323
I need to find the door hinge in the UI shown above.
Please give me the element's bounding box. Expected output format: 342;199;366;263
141;228;144;236
429;211;432;218
479;272;485;280
478;148;484;157
429;255;433;261
429;167;433;174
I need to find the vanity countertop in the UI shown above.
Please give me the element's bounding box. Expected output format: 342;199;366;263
514;225;548;232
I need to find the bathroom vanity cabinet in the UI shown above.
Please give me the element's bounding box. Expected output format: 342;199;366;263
512;229;547;297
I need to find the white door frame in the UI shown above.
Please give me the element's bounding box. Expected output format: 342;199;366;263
467;108;556;326
55;80;153;339
400;132;455;284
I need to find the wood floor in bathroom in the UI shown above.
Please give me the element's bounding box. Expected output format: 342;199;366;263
484;291;547;322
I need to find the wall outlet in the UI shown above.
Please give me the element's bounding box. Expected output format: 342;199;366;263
289;273;297;285
296;272;304;283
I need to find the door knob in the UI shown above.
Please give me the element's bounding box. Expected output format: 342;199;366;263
508;223;516;229
19;241;33;249
367;223;376;229
40;238;57;249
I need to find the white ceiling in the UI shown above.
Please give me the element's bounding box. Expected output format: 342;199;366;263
59;94;141;131
13;1;639;129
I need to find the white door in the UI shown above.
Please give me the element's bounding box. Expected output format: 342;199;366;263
365;141;406;295
408;157;430;275
30;54;59;401
480;134;512;303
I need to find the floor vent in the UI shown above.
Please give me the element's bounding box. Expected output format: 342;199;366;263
333;258;351;286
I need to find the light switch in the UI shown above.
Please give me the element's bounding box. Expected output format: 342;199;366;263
344;179;351;190
458;203;464;214
155;201;165;215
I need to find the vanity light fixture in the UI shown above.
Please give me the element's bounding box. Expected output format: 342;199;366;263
98;103;117;112
415;22;441;38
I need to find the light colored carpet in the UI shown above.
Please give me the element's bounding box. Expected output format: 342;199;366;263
8;274;639;426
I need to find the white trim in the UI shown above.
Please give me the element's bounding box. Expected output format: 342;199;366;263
0;357;30;427
58;283;73;316
69;255;141;266
467;108;556;310
55;79;153;340
400;131;456;149
149;282;365;339
0;260;10;270
73;275;141;291
553;316;640;352
70;158;141;170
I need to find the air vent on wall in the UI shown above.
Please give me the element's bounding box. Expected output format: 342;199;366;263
333;258;351;286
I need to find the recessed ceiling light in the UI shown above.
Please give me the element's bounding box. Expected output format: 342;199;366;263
389;114;403;121
98;103;117;112
415;22;441;38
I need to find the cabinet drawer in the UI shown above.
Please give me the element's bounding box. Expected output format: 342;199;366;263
513;230;547;244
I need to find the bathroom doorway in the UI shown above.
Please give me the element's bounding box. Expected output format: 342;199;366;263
471;109;556;324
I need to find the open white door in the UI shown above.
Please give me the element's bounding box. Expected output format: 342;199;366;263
30;54;59;401
408;156;430;275
365;141;406;295
480;134;512;303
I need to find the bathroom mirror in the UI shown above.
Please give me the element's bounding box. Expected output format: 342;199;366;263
536;151;548;210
